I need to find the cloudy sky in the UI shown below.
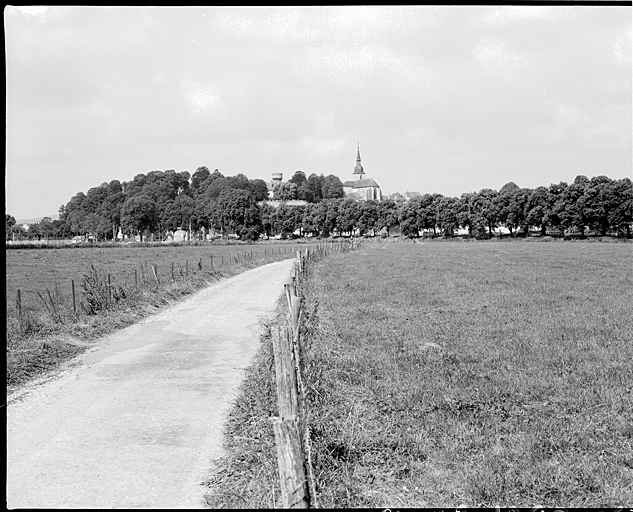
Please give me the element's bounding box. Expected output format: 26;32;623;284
5;5;632;219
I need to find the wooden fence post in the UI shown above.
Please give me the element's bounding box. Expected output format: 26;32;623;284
17;289;22;325
152;264;159;285
71;280;76;315
271;417;310;509
271;326;299;418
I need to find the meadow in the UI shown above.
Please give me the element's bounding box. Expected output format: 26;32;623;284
5;240;310;392
206;239;633;507
6;241;300;304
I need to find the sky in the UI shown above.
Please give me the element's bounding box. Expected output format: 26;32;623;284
5;5;632;220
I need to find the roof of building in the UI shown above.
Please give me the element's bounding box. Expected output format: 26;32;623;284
388;192;405;201
404;191;422;199
352;178;380;189
346;192;363;200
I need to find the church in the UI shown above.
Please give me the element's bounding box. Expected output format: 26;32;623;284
342;145;382;201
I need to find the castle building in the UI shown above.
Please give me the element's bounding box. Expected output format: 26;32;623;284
342;144;382;201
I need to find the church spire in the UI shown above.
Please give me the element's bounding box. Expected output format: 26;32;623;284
353;142;365;179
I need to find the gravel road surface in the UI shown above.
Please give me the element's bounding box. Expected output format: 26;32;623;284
6;258;295;509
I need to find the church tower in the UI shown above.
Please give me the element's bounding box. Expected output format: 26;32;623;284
353;143;365;181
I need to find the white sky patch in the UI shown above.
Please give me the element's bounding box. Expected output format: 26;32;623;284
182;79;223;117
480;5;555;25
215;8;318;42
472;37;529;73
13;5;49;16
612;25;632;63
300;136;344;160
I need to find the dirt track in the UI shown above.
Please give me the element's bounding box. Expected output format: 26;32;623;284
6;258;295;509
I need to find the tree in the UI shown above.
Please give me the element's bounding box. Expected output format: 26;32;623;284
271;203;303;237
436;196;460;236
314;199;340;236
472;188;499;235
210;188;262;240
191;166;211;196
605;178;633;237
63;192;88;235
99;188;126;240
259;202;276;238
558;176;589;235
497;184;531;236
6;214;16;240
304;173;324;203
546;181;568;234
82;212;110;241
525;186;550;236
583;175;613;236
37;217;56;240
250;179;270;201
337;198;360;235
322;175;345;199
376;200;399;236
163;194;196;235
301;203;320;237
289;170;308;200
121;194;158;241
455;192;477;235
399;198;421;237
357;200;380;235
273;181;298;201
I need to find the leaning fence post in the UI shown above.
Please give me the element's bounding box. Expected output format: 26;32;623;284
17;289;23;326
152;264;159;285
71;280;76;315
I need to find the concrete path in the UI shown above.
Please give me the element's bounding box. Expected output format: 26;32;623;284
6;258;295;509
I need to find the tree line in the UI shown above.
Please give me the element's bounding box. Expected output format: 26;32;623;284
5;170;632;242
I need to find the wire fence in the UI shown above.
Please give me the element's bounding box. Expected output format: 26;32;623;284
6;242;353;341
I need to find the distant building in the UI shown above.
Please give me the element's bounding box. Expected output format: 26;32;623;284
342;144;383;201
387;192;406;204
386;190;422;203
267;172;284;199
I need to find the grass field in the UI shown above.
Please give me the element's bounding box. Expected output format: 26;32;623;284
5;241;311;393
206;239;633;507
6;242;300;304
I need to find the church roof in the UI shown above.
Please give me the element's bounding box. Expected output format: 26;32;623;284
353;178;380;189
342;180;355;188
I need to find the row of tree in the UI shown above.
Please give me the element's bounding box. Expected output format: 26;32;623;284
6;171;632;242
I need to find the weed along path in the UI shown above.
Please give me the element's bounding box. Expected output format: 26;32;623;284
6;258;295;509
